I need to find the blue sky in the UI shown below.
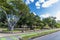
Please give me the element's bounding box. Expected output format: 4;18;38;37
24;0;60;20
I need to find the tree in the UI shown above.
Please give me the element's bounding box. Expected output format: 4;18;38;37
0;0;30;31
42;17;56;28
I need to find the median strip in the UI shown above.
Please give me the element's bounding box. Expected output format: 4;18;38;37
20;29;60;40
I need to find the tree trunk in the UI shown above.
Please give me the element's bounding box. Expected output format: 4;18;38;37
8;26;14;31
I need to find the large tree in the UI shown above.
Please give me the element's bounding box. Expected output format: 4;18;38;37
0;0;30;31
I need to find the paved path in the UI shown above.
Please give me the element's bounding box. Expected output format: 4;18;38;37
33;31;60;40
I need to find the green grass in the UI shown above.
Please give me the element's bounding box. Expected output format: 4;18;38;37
10;36;18;40
0;38;6;40
2;29;22;33
0;28;7;30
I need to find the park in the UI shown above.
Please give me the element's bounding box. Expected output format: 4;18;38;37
0;0;60;40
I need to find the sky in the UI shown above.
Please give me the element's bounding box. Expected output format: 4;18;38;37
24;0;60;20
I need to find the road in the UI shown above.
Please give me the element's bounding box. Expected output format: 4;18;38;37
33;31;60;40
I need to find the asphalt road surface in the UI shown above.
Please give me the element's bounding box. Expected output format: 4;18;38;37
33;31;60;40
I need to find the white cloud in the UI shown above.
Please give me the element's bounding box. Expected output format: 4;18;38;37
42;0;59;8
25;0;30;4
30;0;34;2
40;11;60;21
55;11;60;20
39;0;45;3
25;0;59;9
25;0;34;4
36;7;40;9
35;1;40;7
35;1;41;9
35;0;45;9
40;13;51;18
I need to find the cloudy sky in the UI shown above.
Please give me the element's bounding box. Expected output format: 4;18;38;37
24;0;60;20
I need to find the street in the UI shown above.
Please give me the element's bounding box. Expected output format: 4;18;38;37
33;31;60;40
